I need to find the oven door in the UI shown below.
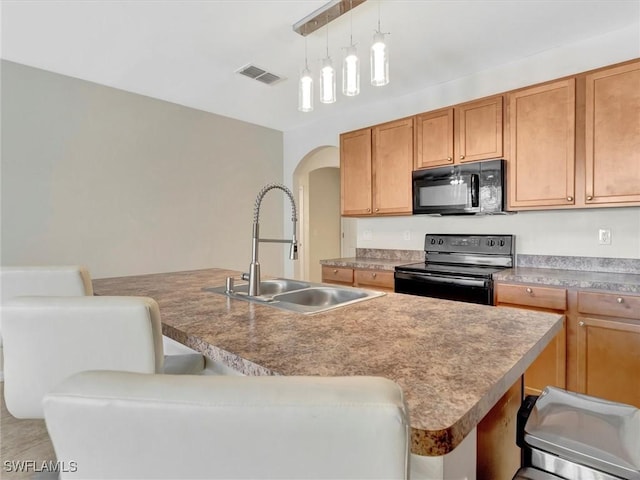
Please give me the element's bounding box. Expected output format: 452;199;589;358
394;271;493;305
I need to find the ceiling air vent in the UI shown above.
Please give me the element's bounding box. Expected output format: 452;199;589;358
236;64;285;85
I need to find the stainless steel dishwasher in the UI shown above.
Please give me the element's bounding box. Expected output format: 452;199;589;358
514;387;640;480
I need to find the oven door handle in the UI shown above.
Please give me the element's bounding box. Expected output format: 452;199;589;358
395;271;489;288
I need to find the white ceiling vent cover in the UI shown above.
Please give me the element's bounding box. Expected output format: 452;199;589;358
236;64;285;85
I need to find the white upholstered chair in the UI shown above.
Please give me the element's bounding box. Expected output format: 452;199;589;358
0;266;93;380
3;295;168;418
0;266;225;381
43;370;411;479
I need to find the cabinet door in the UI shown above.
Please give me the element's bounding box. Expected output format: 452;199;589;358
509;79;576;208
372;118;413;215
576;316;640;407
354;269;394;291
321;266;354;285
340;129;372;216
585;61;640;205
455;96;503;163
496;283;567;396
414;108;454;169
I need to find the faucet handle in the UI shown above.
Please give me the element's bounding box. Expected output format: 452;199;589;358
241;273;250;281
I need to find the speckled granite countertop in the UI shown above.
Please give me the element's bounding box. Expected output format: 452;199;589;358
320;248;423;271
493;267;640;294
93;268;562;456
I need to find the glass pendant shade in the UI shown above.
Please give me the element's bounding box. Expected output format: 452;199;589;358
298;67;313;112
342;45;360;96
371;31;389;86
320;57;336;104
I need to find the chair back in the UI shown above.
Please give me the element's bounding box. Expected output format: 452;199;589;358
0;266;93;301
43;370;410;479
3;296;164;418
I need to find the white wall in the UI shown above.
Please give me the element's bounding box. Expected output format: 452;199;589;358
1;61;285;278
283;25;640;273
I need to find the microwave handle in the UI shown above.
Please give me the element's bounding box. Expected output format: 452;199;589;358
470;174;479;207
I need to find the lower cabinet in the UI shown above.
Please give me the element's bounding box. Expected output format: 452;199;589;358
497;282;640;408
574;291;640;407
322;266;394;292
495;283;567;396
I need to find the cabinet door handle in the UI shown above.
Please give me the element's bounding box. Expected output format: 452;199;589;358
587;196;593;201
366;208;371;213
578;321;585;327
567;196;573;202
333;269;338;274
617;297;624;304
372;272;377;278
525;287;533;294
447;156;453;161
375;208;379;212
460;155;465;160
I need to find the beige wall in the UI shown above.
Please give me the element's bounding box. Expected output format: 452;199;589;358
308;168;340;283
1;61;284;278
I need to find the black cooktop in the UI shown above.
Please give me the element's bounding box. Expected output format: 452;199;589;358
395;262;507;278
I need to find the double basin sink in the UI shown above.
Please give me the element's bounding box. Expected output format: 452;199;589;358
204;278;385;314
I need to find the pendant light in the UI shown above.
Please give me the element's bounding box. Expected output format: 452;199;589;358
371;1;389;87
320;16;336;104
342;0;360;96
298;38;313;112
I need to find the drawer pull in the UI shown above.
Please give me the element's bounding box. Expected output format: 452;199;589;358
525;287;533;294
333;269;338;274
578;321;585;327
372;272;377;278
617;297;624;304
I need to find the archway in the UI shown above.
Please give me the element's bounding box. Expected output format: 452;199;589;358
293;146;355;282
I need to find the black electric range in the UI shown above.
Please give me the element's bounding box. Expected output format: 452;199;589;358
394;234;515;305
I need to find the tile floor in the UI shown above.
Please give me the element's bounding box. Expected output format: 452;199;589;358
1;382;56;479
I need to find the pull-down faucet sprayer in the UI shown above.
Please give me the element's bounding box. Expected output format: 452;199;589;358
246;183;298;297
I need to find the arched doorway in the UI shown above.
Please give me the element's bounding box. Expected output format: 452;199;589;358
293;146;355;282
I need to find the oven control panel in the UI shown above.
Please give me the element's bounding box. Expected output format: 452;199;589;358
424;234;514;255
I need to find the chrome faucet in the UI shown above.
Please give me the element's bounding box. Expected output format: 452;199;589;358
245;183;298;296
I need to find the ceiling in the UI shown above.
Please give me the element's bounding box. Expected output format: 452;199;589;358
2;0;639;132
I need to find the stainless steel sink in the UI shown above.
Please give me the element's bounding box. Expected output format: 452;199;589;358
273;287;368;307
226;278;310;296
203;278;384;314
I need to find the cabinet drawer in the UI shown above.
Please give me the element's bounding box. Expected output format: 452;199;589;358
496;284;567;310
321;266;353;284
354;269;394;289
578;291;640;320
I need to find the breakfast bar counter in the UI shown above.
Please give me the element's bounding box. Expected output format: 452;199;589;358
93;268;563;460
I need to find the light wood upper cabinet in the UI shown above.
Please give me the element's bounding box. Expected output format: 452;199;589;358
415;108;454;169
373;118;414;215
414;96;503;170
341;118;413;216
508;79;576;209
455;96;503;163
340;128;372;216
584;61;640;205
575;291;640;407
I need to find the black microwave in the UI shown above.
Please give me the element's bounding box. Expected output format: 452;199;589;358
412;159;506;215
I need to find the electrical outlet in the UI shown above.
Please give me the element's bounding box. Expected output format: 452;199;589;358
403;230;411;241
598;228;611;245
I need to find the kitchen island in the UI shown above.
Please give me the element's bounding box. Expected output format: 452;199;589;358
94;268;563;478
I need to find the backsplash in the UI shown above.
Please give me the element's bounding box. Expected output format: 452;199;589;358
516;255;640;274
355;248;423;262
